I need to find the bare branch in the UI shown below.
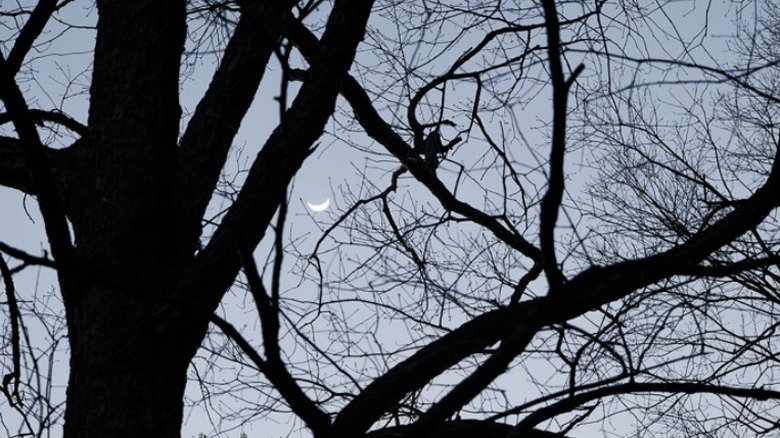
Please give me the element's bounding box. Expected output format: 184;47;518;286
177;3;296;252
0;53;74;280
5;0;58;76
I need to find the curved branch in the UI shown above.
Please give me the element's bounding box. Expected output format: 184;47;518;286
239;245;332;434
508;382;780;437
405;7;600;146
0;256;21;406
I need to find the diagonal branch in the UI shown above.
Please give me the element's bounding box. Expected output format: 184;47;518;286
5;0;58;76
328;142;780;438
400;315;541;438
328;302;538;438
282;8;780;437
177;2;297;253
180;0;376;328
560;153;780;319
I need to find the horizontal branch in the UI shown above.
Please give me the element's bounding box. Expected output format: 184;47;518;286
367;419;568;438
509;381;780;436
0;241;57;272
0;109;86;135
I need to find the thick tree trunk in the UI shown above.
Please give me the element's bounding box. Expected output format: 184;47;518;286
62;282;205;438
60;2;193;436
64;341;189;438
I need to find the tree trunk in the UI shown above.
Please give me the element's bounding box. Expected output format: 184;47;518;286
60;1;193;435
62;282;205;438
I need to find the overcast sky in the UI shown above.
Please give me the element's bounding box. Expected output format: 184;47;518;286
0;1;768;437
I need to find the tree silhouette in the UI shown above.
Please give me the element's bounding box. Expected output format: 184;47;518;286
1;1;780;437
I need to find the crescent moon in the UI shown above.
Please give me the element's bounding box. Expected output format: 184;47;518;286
306;198;330;212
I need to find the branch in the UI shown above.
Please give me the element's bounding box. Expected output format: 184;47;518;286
284;19;543;262
210;313;331;436
367;419;568;438
568;49;780;104
334;140;780;437
538;0;584;292
328;302;541;438
402;318;540;438
177;2;296;253
279;5;780;436
240;244;332;435
0;256;21;407
5;0;58;76
509;381;780;437
558;153;780;321
0;52;74;276
404;7;600;145
409;176;780;435
180;0;375;331
0;108;86;135
0;242;57;271
406;21;546;146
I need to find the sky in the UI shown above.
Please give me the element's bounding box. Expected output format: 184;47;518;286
1;1;775;437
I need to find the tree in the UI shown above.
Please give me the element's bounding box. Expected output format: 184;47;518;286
1;1;780;437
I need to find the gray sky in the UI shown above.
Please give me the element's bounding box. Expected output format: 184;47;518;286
2;1;776;437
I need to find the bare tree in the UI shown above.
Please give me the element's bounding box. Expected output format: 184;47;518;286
1;1;780;438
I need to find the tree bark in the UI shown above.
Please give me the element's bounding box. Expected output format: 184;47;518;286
60;1;195;437
63;286;200;438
